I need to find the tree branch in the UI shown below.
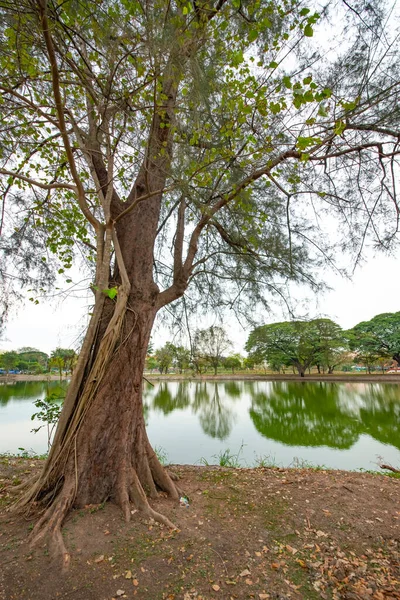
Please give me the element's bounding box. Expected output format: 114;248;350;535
0;169;77;191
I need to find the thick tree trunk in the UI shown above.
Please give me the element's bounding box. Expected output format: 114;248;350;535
295;364;305;377
16;295;180;564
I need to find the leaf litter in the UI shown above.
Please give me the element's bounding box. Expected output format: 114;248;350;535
0;458;399;599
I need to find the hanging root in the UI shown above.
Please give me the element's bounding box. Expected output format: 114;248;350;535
28;480;75;569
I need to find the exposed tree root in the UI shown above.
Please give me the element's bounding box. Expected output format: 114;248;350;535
128;468;177;530
29;480;75;569
8;473;39;495
24;455;178;567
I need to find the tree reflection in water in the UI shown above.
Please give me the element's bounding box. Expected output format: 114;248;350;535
1;380;399;454
249;381;361;449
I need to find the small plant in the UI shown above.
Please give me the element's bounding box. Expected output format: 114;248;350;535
200;443;246;468
154;445;168;465
31;393;64;450
253;453;278;468
17;447;48;459
290;457;328;470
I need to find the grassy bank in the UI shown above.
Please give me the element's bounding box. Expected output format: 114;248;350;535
1;456;399;600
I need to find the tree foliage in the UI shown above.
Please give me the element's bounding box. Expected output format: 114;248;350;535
347;313;400;366
193;326;232;374
246;318;344;376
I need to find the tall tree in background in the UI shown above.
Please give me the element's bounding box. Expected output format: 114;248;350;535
193;326;233;374
0;0;399;559
246;318;345;376
347;313;400;366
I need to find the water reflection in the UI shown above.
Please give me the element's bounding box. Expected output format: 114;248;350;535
1;380;400;466
249;381;360;449
0;380;67;406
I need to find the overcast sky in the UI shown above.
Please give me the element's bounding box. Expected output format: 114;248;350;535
1;248;398;355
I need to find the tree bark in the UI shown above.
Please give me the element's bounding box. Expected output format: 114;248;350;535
20;297;179;564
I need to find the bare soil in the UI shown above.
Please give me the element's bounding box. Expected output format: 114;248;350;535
0;457;399;600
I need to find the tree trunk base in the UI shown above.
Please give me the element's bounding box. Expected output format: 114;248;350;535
26;454;179;566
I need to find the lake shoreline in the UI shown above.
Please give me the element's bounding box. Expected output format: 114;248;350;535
2;372;400;383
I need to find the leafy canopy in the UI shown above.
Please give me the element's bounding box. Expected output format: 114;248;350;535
347;312;400;364
0;0;399;329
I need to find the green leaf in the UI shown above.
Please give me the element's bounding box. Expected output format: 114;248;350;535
248;29;258;42
269;61;279;69
304;24;313;37
334;120;346;136
282;76;292;89
105;287;118;299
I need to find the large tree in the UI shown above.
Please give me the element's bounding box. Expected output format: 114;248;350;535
245;318;344;376
347;312;400;366
0;0;399;561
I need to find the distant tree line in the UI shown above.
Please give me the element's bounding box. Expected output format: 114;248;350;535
2;312;399;378
246;312;400;377
147;327;244;375
0;347;77;376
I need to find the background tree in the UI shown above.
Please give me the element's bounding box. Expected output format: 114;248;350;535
193;326;232;375
171;345;191;374
0;351;18;373
0;0;399;560
155;343;175;374
246;319;343;377
223;354;242;374
347;313;400;366
48;355;64;380
17;348;49;373
312;319;346;374
354;351;379;374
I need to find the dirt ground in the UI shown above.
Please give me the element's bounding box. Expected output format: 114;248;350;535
0;457;399;600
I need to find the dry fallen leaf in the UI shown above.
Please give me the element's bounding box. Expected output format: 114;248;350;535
94;555;104;563
245;579;253;585
285;545;298;554
240;569;251;577
316;530;328;538
212;584;220;591
133;579;139;586
259;595;270;600
125;570;132;579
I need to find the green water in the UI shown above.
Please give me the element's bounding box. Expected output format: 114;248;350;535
1;379;399;470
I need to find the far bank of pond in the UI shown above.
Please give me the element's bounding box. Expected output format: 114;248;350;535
2;372;400;383
1;379;400;471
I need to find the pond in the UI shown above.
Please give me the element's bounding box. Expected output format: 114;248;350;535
0;379;400;471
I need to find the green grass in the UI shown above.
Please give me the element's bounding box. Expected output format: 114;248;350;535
154;445;169;465
199;443;245;467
